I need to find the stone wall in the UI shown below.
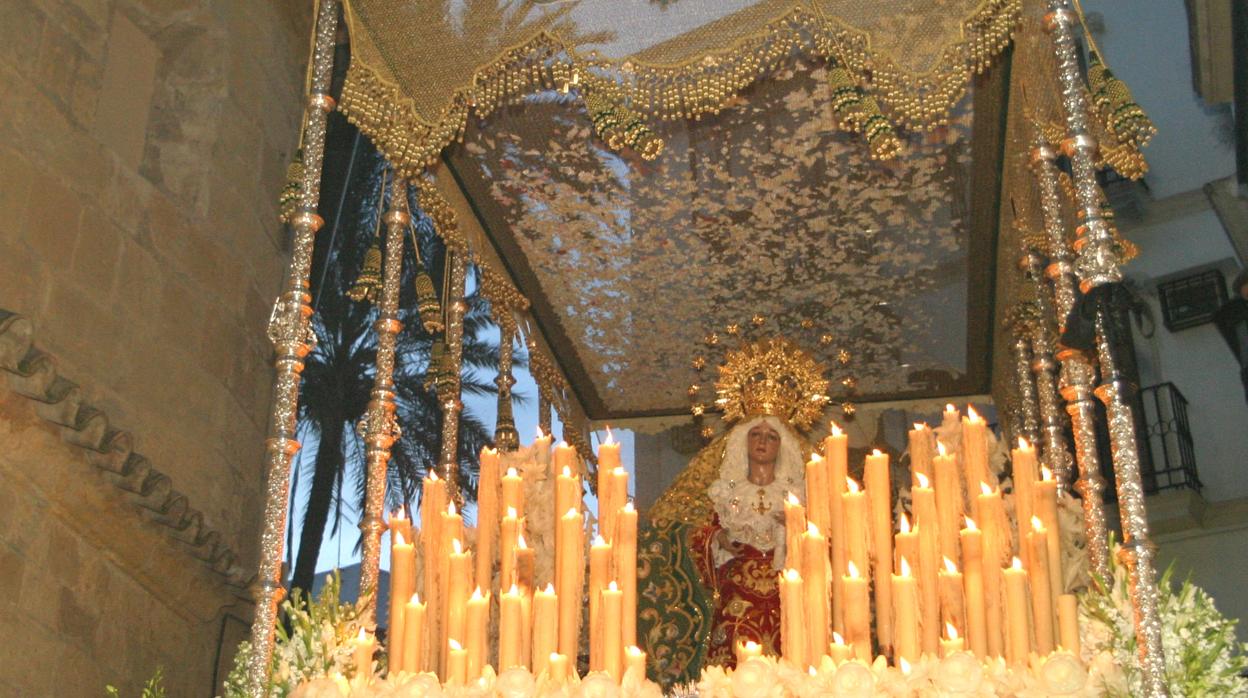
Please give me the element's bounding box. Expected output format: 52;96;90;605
0;0;311;694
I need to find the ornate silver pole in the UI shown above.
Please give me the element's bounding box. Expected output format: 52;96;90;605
494;323;519;452
1020;251;1076;486
1009;330;1041;448
538;389;552;436
1046;3;1168;694
248;1;340;694
1030;139;1111;581
358;176;408;618
438;252;468;505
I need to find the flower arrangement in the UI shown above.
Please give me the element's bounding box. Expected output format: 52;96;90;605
1079;543;1248;697
288;665;663;698
220;571;372;698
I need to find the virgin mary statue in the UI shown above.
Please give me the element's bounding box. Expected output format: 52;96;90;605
638;337;829;684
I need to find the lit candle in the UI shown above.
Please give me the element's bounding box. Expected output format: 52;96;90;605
555;461;580;606
784;492;806;570
516;532;536;593
865;449;893;653
500;507;520;590
892;557;920;665
804;452;831;539
976;483;1006;658
353;629;375;681
548;652;570;683
421;473;446;672
615;502;639;649
963;406;996;502
500;584;524;670
589;534;612;671
1003;557;1030;665
516;532;536;666
602;580;624;680
625;646;646;679
389;507;413;551
1034;467;1062;610
940;622;965;657
828;632;852;665
894;514;919;574
843;477;869;598
476;447;500;587
909;422;933;482
780;569;807;666
1011;439;1037;570
502;466;525;521
933;441;963;568
387;530;415;675
912;472;941;656
843;561;871;661
1057;593;1080;656
445;538;473;668
534;427;553;468
465;587;490;679
938;556;966;644
447;639;468;685
1027;517;1055;655
553;441;578;475
603;466;629;542
597;429;621;541
960;517;988;659
736;640;763;664
533;583;558;676
825;423;849;635
802;522;831;668
557;507;583;661
401;592;425;674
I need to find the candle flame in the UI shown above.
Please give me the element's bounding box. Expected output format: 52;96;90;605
614;466;627;476
1017;436;1030;450
784;568;802;581
786;491;801;506
808;666;818;676
1041;466;1053;482
506;467;519;478
899;513;911;534
808;452;824;463
483;446;498;457
449;639;463;651
846;477;861;494
518;533;529;549
915;472;930;488
562;465;573;478
410;591;421;604
937;441;948;457
832;631;846;645
471;586;485;600
847;560;861;579
357;628;368;642
945;403;956;413
627;646;644;657
452;538;463;554
943;556;959;574
603;425;615;445
872;448;883;457
900;556;912;576
447;501;458;516
946;623;959;641
830;422;843;437
394;531;406;546
508;583;519;595
506;506;518;519
608;580;619;592
967;405;982;422
593;534;608;547
564;507;579;518
558;440;569;449
536;425;546;439
623;501;635;513
1012;556;1023;570
807;522;822;536
392;508;406;520
964;516;978;531
428;471;439;482
979;482;994;496
544;582;555;594
899;657;912;673
913;422;927;431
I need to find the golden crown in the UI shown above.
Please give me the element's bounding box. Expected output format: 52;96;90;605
711;336;830;431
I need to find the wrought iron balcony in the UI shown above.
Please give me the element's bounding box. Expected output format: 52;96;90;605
1138;382;1202;494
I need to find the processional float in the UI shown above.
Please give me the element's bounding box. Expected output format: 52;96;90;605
244;0;1180;695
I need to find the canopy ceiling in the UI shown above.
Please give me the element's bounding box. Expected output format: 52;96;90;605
445;60;1006;420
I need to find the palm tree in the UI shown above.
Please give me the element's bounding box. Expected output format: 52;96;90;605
288;126;516;597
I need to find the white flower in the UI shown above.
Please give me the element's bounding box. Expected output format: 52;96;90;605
697;665;733;698
932;651;983;694
388;672;442;698
291;676;349;698
831;661;875;698
1039;653;1087;695
620;670;663;698
577;671;622;698
730;656;783;698
496;666;537;698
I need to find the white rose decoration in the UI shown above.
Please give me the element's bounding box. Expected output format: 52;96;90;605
831;661;875;698
578;672;622;698
698;665;733;698
933;652;984;694
731;657;781;698
291;676;349;698
390;672;443;698
496;666;537;698
1039;653;1087;695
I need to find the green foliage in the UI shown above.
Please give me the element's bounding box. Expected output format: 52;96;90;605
105;667;166;698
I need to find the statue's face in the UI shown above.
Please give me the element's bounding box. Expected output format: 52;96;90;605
746;423;781;467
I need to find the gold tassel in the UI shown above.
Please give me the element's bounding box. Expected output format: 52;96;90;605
583;91;665;161
278;149;304;224
1088;51;1155;149
346;236;383;303
827;65;901;161
414;261;443;334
